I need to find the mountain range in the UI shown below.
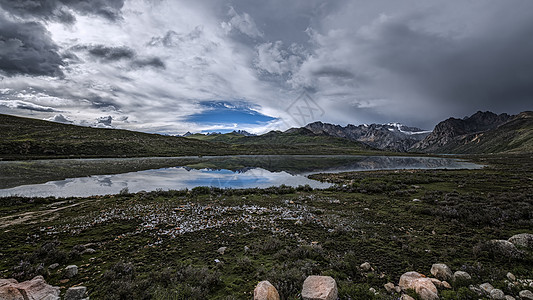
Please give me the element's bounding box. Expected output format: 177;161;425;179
187;110;532;154
0;110;531;158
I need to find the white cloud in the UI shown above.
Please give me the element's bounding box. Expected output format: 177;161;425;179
221;7;263;38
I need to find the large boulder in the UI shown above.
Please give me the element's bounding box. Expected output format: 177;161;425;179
301;276;338;300
253;281;280;300
509;233;533;250
431;264;453;281
0;276;60;300
399;272;439;300
488;240;524;259
0;285;25;300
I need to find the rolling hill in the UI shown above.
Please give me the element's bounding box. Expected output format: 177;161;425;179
0;114;373;159
0;114;235;159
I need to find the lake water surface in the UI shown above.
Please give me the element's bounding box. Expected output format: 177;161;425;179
0;155;482;198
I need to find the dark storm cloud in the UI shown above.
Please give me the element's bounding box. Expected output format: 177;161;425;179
84;45;136;61
312;67;355;79
132;57;166;69
97;115;113;126
0;15;64;77
0;0;125;23
360;5;533;115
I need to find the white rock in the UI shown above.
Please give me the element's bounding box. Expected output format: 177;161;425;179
301;276;338;300
253;281;280;300
384;282;395;293
399;272;438;300
508;233;533;249
65;286;87;300
454;271;472;283
519;290;533;300
360;262;372;272
507;272;517;282
480;283;495;295
431;263;453;281
490;289;505;300
64;265;78;278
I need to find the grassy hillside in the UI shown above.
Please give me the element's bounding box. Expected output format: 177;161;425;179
428;111;533;154
0;114;374;159
0;114;237;159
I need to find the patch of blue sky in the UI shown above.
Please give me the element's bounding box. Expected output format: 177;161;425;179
186;101;277;128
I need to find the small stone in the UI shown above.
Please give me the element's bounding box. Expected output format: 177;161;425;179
430;263;453;281
360;262;372;272
490;289;505;300
64;286;87;300
519;290;533;300
48;263;59;270
469;284;483;296
301;276;338;300
395;286;402;293
253;281;280;300
507;272;516;282
81;248;96;255
480;283;495;295
217;247;227;255
442;281;452;289
64;265;78;278
244;246;250;253
401;295;415;300
369;287;376;294
412;199;421;202
505;296;515;300
454;271;472;284
384;282;395;293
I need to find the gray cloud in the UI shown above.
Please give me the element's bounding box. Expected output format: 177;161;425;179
0;100;60;112
351;5;533;120
132;57;166;69
0;15;64;77
79;45;136;61
0;0;125;23
97;115;113;126
147;27;203;47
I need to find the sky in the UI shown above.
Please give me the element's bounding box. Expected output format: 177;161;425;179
0;0;532;134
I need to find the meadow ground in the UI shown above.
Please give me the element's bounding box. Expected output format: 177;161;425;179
0;154;532;299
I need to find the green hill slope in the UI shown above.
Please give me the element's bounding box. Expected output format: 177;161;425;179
0;114;233;159
0;114;374;159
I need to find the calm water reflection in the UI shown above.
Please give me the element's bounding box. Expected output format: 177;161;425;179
0;155;482;198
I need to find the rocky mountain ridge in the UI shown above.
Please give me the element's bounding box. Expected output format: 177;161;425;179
304;121;430;152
